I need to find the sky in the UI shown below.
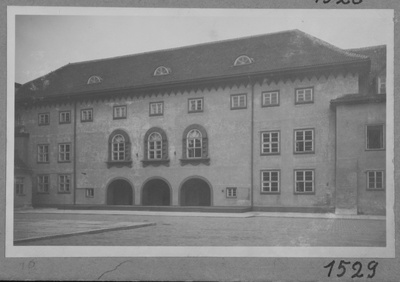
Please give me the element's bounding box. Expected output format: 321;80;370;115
14;8;393;84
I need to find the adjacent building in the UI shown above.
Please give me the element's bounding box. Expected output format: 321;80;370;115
14;29;386;214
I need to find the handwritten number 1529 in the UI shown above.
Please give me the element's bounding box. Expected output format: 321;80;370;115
324;260;378;278
315;0;363;4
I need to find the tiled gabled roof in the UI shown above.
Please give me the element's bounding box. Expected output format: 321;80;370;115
17;29;369;100
331;45;387;106
347;45;386;89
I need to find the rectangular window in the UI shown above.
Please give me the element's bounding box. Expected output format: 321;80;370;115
38;113;50;125
366;124;384;150
378;76;386;94
37;144;49;163
81;108;93;122
294;129;314;153
261;170;280;193
231;94;247;109
262;91;279;107
149;102;164;116
58;143;71;162
59;111;71;124
15;177;24;195
295;87;314;104
188;98;203;113
226;187;237;198
58;174;71;193
367;171;384;190
37;175;49;193
113;105;127;119
86;188;95;198
261;131;280;155
295;170;314;193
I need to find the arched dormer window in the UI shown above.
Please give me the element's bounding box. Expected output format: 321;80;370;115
107;129;132;168
234;55;254;66
142;127;169;167
87;75;103;84
180;124;210;166
153;66;171;76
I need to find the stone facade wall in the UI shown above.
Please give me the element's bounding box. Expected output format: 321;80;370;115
252;73;359;209
336;102;386;215
20;84;252;206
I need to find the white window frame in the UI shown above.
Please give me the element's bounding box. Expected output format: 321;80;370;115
86;188;95;198
154;66;171;76
295;87;314;104
58;143;71;162
262;91;280;107
37;175;49;193
234;55;253;66
188;98;203;113
294;129;314;153
231;94;247;109
366;124;384;150
38;113;50;125
187;129;202;158
87;75;102;84
148;132;163;160
149;102;164;116
15;177;24;196
367;170;385;190
261;131;280;155
113;105;127;119
226;187;237;198
58;174;71;193
112;134;126;161
37;144;49;163
378;76;386;94
295;170;315;194
261;170;280;193
59;111;71;124
81;108;93;122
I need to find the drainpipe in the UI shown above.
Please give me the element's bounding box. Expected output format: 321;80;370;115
249;76;255;210
73;100;77;205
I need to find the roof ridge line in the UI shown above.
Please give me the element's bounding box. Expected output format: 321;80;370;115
295;30;369;60
67;29;300;66
346;45;386;51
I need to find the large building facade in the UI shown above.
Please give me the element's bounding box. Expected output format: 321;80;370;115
14;30;386;215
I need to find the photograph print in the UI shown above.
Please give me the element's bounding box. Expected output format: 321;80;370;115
9;7;394;257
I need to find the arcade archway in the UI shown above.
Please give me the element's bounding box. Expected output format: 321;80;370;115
142;178;171;206
180;177;212;206
106;179;133;205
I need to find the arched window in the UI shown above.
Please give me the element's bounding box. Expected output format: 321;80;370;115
142;127;169;167
107;129;132;168
187;129;202;158
234;55;254;66
181;124;209;166
154;66;171;76
112;134;126;161
148;132;162;160
87;75;103;84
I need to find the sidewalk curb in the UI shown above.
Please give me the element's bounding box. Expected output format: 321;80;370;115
14;222;156;244
14;209;385;220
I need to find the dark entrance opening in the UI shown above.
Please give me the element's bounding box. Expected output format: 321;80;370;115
107;179;133;205
142;179;171;206
180;178;211;206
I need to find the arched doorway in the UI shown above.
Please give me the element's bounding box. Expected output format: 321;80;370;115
107;179;133;205
142;178;171;206
180;177;212;206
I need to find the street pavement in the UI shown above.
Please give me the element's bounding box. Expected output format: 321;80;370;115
13;209;386;247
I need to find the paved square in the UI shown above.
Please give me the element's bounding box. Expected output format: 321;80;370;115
14;210;386;247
